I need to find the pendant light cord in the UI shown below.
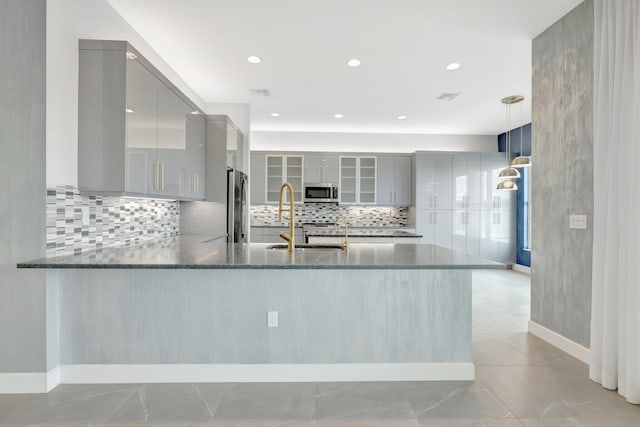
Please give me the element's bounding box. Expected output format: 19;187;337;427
519;101;524;156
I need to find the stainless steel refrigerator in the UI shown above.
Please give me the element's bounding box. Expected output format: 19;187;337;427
227;168;248;243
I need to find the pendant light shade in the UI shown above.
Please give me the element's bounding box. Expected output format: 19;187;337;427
511;155;532;168
496;179;518;191
498;167;521;180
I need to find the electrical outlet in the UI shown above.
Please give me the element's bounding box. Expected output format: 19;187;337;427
569;214;587;230
267;311;278;328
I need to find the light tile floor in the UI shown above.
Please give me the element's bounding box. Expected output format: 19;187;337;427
1;270;638;426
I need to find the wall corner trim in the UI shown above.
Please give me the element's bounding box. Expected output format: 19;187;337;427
528;321;590;363
0;367;60;394
513;264;531;275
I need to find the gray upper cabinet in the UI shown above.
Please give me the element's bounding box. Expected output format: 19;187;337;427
339;156;376;205
205;115;244;204
303;154;340;184
78;39;205;200
376;155;412;206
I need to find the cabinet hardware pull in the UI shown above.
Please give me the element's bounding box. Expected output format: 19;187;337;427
153;162;159;191
160;162;165;190
434;211;437;224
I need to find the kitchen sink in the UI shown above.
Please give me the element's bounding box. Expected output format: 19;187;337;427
265;243;345;251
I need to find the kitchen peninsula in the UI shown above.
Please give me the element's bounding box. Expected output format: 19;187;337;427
19;237;503;386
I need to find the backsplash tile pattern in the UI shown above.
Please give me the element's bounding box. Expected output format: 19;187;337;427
46;185;179;256
250;204;408;227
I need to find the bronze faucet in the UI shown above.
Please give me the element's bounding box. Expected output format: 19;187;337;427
278;182;295;252
335;216;349;251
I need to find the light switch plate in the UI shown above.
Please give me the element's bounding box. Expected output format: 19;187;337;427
569;214;587;229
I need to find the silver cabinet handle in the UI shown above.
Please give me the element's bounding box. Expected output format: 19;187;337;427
160;162;165;190
153;162;159;191
434;211;437;224
466;212;470;225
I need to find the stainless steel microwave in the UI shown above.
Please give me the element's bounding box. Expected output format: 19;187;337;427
304;183;339;203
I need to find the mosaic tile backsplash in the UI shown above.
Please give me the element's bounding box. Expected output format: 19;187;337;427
46;185;179;256
250;204;409;227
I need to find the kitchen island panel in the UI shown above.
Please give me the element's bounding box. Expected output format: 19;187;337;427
58;268;470;365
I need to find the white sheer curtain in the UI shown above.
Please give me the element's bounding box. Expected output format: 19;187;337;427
590;0;640;404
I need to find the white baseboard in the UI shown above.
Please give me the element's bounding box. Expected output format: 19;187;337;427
528;321;590;363
59;362;475;384
0;366;60;394
513;264;531;274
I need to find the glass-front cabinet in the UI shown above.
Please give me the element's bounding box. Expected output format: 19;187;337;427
339;156;377;204
265;155;304;203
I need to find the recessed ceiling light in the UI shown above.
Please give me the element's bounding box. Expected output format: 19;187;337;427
126;51;137;60
334;113;344;119
347;58;361;67
125;108;134;113
397;115;408;120
270;113;280;117
446;62;461;71
247;56;261;64
190;111;199;115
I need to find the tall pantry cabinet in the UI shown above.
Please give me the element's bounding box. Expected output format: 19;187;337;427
414;151;515;264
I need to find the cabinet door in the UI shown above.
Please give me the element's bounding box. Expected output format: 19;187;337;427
266;155;284;203
452;209;467;252
414;153;436;209
395;156;413;205
466;155;482;209
433;210;453;248
322;154;340;183
433;154;453;209
466;209;482;257
376;156;395;205
452;155;468;209
304;154;323;183
480;209;499;261
340;157;357;204
157;81;190;197
250;153;266;204
481;153;504;210
226;124;238;170
125;58;158;195
286;155;304;203
358;157;376;204
415;209;434;244
185;113;206;199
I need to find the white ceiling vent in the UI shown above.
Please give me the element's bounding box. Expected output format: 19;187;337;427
437;93;461;101
251;89;271;96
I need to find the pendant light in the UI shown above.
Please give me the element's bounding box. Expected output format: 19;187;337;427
497;95;523;191
510;95;531;168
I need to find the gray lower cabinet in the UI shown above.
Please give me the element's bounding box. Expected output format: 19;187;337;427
78;39;205;200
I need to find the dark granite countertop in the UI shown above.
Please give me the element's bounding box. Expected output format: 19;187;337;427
303;226;421;238
17;235;505;270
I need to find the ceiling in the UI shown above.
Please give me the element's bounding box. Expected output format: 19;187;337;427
106;0;583;136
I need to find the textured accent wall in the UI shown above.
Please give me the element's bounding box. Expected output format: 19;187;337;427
0;0;47;373
251;204;409;228
46;185;180;256
531;0;594;347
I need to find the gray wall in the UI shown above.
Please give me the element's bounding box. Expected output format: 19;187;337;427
0;0;47;372
531;0;594;347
